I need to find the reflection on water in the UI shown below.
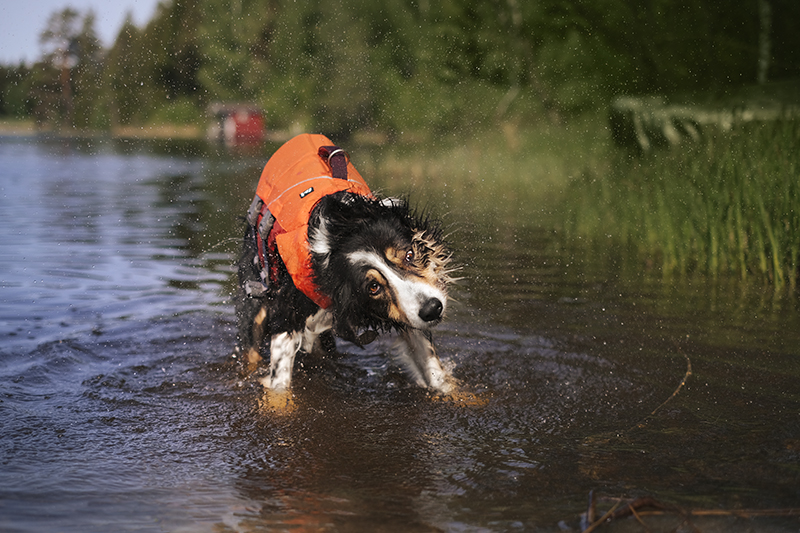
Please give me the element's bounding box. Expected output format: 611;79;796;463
1;136;798;532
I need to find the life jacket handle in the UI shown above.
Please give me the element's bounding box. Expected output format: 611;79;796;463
318;145;349;180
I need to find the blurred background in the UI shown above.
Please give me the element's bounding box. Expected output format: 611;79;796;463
0;0;797;138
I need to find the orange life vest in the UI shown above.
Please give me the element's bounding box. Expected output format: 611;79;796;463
254;133;372;308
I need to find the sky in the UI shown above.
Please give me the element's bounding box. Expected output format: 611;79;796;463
0;0;162;65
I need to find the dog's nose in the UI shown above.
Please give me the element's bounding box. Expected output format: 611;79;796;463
418;297;443;322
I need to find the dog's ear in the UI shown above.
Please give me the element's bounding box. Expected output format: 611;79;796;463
329;283;361;343
313;192;358;223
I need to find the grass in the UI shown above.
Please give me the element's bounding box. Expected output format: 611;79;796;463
111;124;202;140
0;118;36;135
565;120;800;291
357;115;612;228
360;113;800;293
0;117;203;140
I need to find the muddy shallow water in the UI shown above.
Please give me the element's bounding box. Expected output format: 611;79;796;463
1;136;798;532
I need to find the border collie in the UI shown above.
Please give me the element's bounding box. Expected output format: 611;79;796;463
234;133;454;392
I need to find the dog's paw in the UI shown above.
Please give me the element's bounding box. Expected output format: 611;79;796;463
257;388;296;414
430;389;489;407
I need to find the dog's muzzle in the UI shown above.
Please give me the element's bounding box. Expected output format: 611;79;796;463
419;297;444;323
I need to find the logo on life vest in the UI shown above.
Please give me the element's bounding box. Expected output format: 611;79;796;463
299;187;314;198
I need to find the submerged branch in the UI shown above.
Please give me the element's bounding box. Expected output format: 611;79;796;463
577;493;800;532
648;348;692;418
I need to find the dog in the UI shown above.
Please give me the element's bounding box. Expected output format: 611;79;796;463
234;133;455;393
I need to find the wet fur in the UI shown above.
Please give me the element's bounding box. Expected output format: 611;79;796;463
235;190;454;392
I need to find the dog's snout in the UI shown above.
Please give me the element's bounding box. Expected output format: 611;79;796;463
419;297;444;322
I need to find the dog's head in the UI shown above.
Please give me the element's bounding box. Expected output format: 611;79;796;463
309;192;453;343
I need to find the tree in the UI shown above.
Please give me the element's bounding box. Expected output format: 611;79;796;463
196;0;276;102
104;15;143;126
129;0;204;124
5;0;798;134
757;0;771;84
37;8;102;128
0;64;33;117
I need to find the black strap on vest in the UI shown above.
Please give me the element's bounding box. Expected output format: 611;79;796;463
243;195;274;297
318;145;348;180
243;144;347;299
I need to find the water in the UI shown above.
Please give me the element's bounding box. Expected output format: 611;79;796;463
1;136;798;532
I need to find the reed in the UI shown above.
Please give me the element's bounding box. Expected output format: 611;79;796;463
362;116;611;227
566;120;800;290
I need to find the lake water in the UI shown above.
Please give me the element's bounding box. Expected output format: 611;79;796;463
1;135;798;532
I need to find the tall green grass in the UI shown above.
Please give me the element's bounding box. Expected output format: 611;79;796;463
566;121;800;290
359;116;611;228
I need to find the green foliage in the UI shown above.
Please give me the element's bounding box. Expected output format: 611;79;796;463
103;16;144;126
26;61;63;126
5;0;797;136
149;96;204;125
0;64;33;117
196;0;273;102
566;122;800;290
31;8;106;128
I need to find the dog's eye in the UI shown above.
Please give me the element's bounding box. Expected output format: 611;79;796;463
404;249;414;264
367;281;383;296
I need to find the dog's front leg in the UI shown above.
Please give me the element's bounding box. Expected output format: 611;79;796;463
260;331;302;390
300;308;333;355
393;329;452;393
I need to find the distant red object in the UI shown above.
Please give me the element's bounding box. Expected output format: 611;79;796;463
208;103;265;145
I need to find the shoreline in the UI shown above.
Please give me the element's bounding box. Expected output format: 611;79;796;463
0;120;205;140
0;120;37;136
0;121;301;144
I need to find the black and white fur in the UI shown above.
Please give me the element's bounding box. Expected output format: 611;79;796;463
235;190;455;392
